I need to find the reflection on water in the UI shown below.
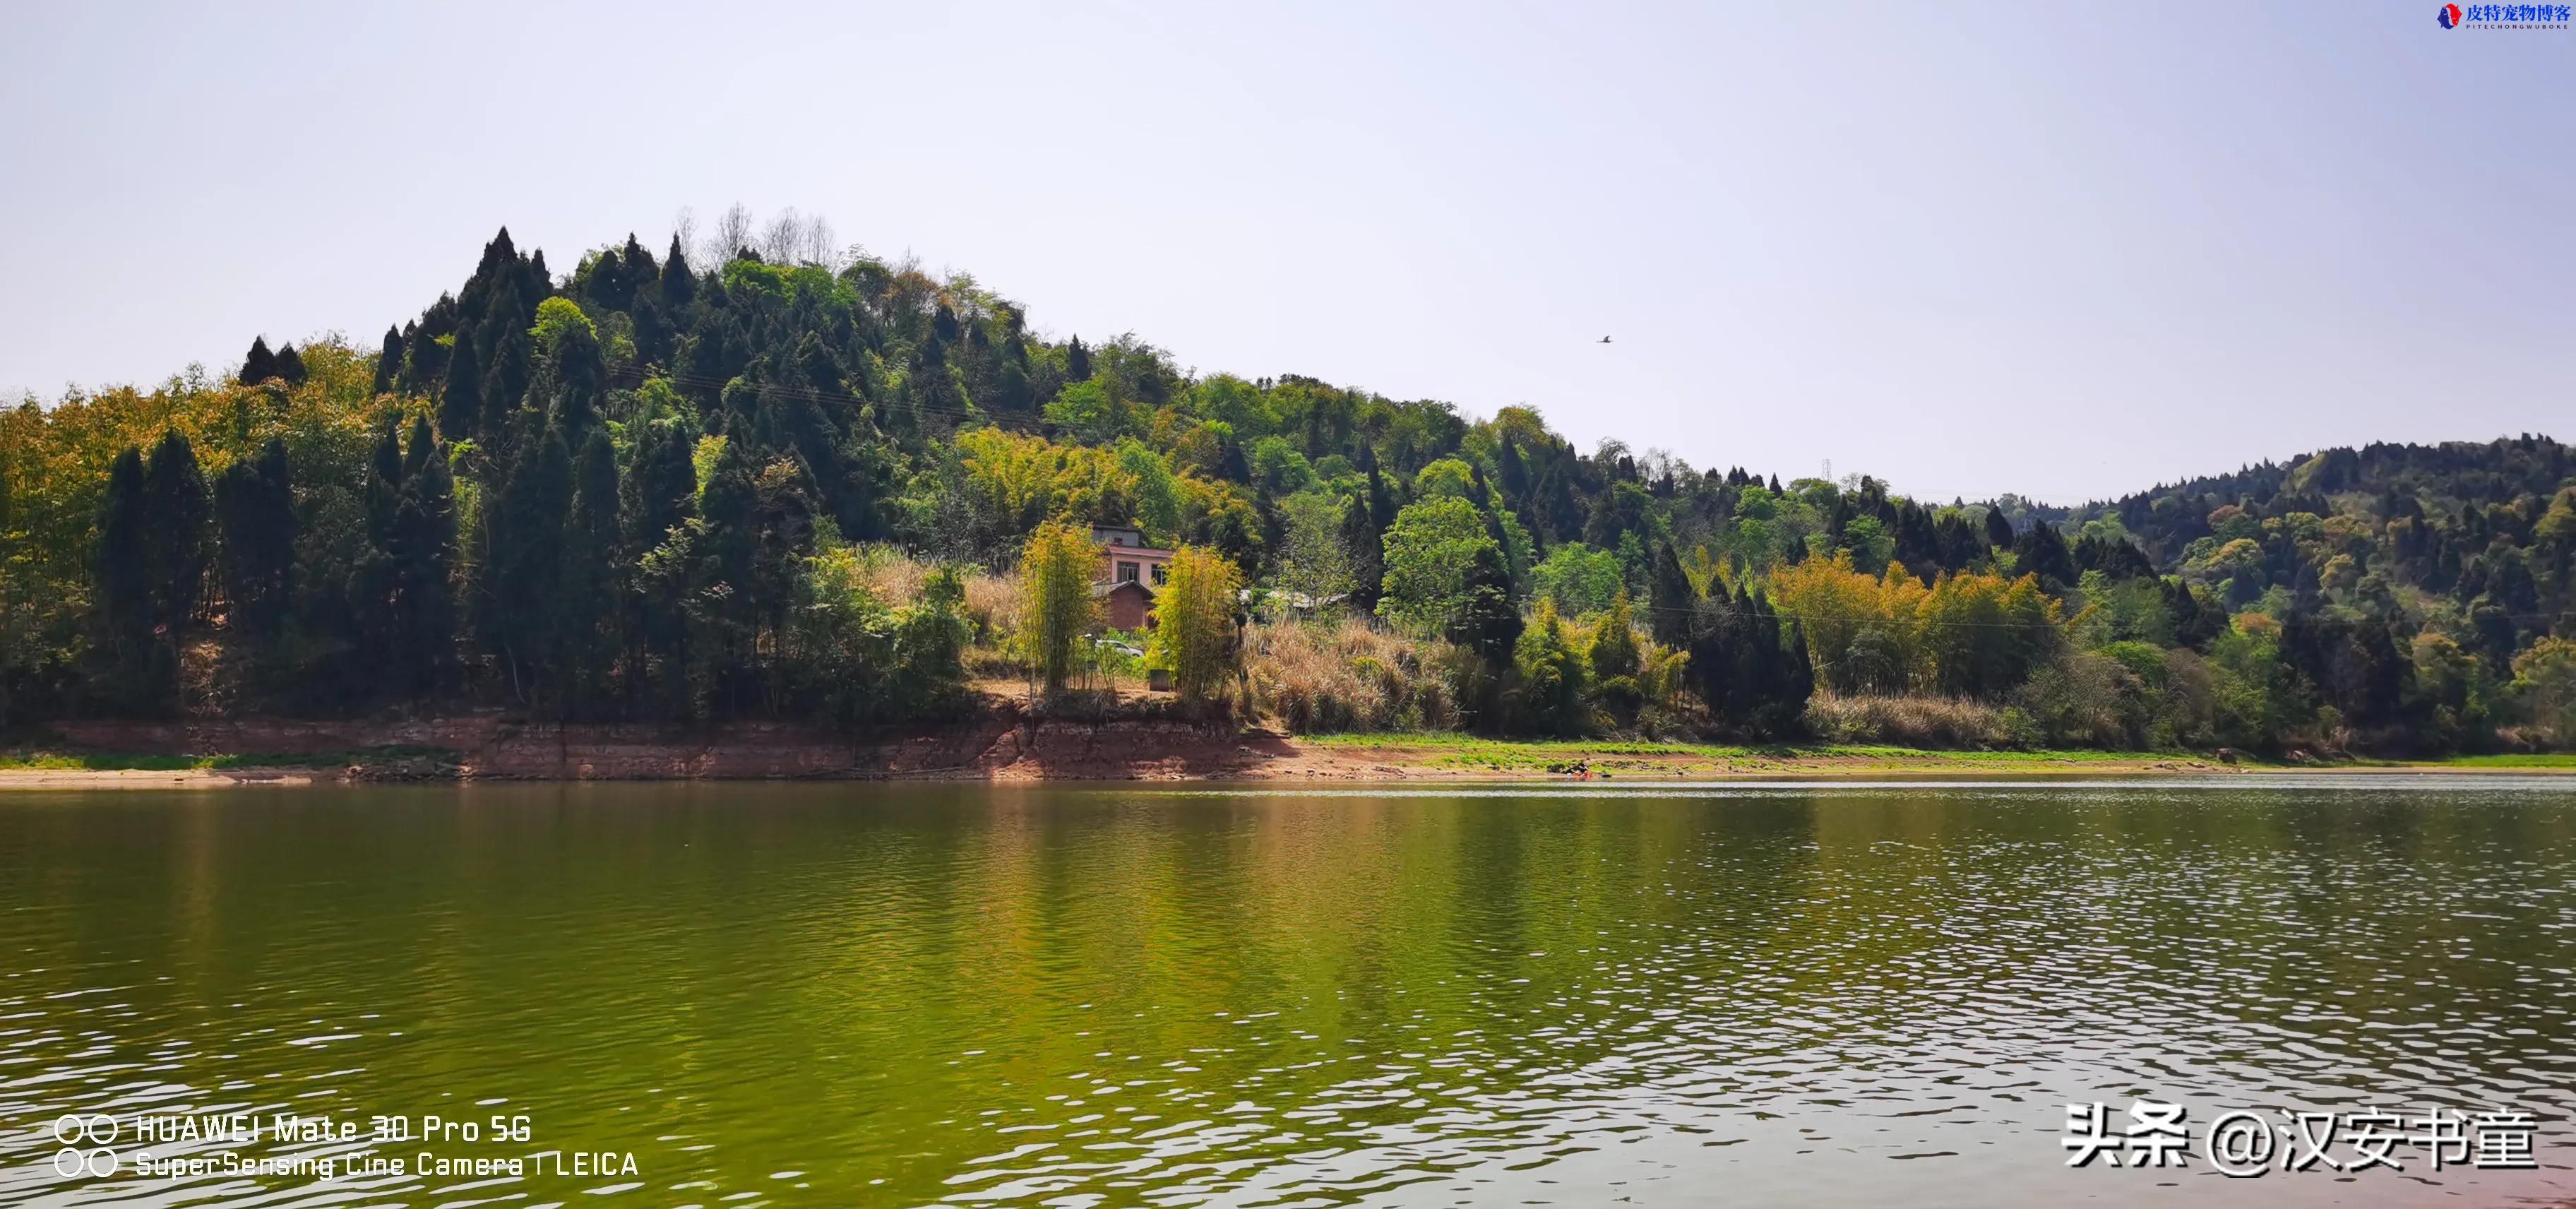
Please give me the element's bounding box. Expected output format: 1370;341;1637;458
3;778;2574;1207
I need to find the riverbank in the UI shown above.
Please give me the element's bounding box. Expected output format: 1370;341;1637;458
6;713;2572;786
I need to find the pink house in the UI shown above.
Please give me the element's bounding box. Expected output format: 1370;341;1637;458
1092;526;1173;631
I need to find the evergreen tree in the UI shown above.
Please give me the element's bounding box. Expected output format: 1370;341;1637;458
388;419;455;695
1447;542;1523;667
625;419;700;554
140;429;211;640
559;429;624;715
483;429;573;699
214;438;297;640
2013;522;2077;590
274;343;308;386
1339;487;1383;609
237;336;278;386
439;327;484;438
661;234;695;306
91;447;160;709
372;326;404;395
1984;505;2015;549
1647;540;1697;648
542;316;607;441
1065;335;1092;382
479;319;532;437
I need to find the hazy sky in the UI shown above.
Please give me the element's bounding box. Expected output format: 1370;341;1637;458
2;3;2567;504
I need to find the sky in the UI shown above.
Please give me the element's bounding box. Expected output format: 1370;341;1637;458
1;2;2568;505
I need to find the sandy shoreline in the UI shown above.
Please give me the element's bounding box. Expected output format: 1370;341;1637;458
4;737;2568;789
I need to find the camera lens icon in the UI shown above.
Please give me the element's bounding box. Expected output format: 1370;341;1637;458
52;1114;118;1145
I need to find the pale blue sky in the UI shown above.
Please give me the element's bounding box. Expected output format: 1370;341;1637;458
2;2;2567;504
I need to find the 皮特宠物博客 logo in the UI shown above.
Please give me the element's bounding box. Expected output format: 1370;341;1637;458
2438;2;2570;27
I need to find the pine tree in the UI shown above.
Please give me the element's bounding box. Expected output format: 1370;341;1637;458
237;336;278;386
1984;505;2014;549
274;343;308;386
439;327;483;438
372;326;404;395
1065;335;1092;383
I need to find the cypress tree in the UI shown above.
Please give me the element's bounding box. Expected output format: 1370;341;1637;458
274;343;309;386
388;419;455;695
2013;522;2077;590
214;438;297;640
403;415;438;480
1447;542;1523;667
661;234;696;307
140;430;211;639
238;336;279;386
559;429;624;715
626;419;700;555
1647;540;1696;648
544;320;607;441
364;419;403;544
483;429;573;700
1340;488;1383;609
93;448;158;707
1984;505;2015;549
1498;440;1533;522
439;327;484;439
479;320;532;438
372;326;404;395
1065;335;1092;382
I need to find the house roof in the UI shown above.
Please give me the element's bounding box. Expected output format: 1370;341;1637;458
1092;580;1156;599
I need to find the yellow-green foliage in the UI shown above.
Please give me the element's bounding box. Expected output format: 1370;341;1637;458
959;428;1136;535
1768;549;2056;698
1147;545;1243;703
2515;638;2576;745
1;340;405;657
1018;520;1099;691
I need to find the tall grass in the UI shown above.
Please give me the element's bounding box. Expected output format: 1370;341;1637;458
1245;617;1467;734
1803;691;2016;749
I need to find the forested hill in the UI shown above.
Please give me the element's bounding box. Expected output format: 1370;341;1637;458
2075;438;2574;568
1;221;2570;754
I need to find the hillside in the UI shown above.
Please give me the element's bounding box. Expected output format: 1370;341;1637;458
2;221;2570;756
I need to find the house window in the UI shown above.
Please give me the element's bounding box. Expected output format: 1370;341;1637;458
1116;561;1140;583
1150;564;1168;586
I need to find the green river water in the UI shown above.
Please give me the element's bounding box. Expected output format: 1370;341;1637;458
4;778;2574;1207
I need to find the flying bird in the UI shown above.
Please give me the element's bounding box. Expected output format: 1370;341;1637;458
1599;335;1612;344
